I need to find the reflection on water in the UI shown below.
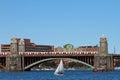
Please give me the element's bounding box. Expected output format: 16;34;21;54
0;70;120;80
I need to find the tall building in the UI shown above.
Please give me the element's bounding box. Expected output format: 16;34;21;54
1;38;54;52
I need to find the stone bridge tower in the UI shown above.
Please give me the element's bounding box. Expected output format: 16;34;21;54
19;38;25;71
19;39;25;52
6;36;23;71
94;35;113;71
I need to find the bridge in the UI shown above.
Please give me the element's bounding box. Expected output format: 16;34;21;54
0;51;120;71
0;35;120;72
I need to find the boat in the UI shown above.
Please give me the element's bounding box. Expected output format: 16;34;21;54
54;59;64;75
93;68;109;72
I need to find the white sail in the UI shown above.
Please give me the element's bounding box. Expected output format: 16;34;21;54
54;59;64;75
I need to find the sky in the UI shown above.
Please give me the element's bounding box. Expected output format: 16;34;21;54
0;0;120;53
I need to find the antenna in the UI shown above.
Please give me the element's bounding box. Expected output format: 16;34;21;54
114;46;116;54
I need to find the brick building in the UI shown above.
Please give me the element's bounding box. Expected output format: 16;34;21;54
55;44;99;53
1;38;54;52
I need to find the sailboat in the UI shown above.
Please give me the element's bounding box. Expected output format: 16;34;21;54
54;59;64;75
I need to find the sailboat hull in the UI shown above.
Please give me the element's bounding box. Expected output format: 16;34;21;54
54;72;64;75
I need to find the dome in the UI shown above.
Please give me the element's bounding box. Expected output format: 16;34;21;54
64;44;74;49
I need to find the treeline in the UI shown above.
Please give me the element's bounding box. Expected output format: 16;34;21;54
39;60;86;69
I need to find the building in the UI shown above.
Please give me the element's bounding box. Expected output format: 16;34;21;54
55;44;99;53
1;37;98;53
1;38;54;52
76;45;99;52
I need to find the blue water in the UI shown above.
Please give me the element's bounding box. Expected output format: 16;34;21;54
0;70;120;80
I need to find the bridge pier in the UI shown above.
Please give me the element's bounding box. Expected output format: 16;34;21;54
94;55;113;71
6;54;23;72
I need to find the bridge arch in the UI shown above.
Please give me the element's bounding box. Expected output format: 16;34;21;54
0;63;6;70
24;58;94;70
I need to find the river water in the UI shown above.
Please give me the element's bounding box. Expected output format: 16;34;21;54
0;70;120;80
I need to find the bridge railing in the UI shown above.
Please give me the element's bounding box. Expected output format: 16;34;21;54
0;51;98;56
18;51;98;56
0;52;10;56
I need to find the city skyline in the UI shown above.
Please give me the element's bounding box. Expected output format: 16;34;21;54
0;0;120;53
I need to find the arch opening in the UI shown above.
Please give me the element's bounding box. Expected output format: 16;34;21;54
24;58;94;71
0;63;6;71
